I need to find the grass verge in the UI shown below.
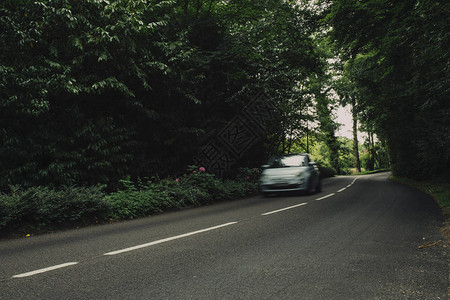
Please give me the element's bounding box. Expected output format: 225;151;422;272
355;168;391;175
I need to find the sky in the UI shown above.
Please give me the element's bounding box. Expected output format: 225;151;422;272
335;105;367;141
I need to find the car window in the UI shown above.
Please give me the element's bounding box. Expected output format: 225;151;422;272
268;155;307;167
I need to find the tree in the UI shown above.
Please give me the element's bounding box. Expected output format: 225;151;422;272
330;58;364;173
324;0;450;179
0;0;328;189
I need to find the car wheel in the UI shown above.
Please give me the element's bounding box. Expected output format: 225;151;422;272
306;180;315;195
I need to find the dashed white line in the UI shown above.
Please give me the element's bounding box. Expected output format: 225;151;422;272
316;193;335;201
11;178;362;278
12;262;79;278
261;203;308;216
104;222;238;256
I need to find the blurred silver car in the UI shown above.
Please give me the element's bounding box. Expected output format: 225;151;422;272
258;153;321;196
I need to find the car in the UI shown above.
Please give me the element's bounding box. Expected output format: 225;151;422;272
258;153;321;196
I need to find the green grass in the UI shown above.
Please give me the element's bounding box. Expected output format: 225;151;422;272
355;168;391;175
390;176;450;209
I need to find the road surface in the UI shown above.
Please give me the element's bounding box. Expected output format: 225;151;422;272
0;172;447;299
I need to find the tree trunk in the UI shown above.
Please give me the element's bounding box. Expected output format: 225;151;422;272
184;0;189;15
287;127;293;154
352;98;361;172
369;131;376;170
330;137;341;175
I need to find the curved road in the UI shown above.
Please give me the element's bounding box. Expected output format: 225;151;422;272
0;173;447;299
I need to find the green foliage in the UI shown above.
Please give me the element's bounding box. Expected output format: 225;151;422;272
360;138;389;172
174;166;257;203
0;165;258;236
235;167;262;183
0;185;107;232
104;166;258;220
105;183;173;220
308;137;354;175
0;0;328;189
161;179;209;208
318;165;336;178
0;0;176;188
105;165;258;220
325;0;450;179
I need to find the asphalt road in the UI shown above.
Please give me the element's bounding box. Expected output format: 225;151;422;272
0;172;448;299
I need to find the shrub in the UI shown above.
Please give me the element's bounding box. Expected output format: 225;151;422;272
176;166;224;203
0;185;107;232
235;167;262;183
157;179;208;208
174;166;258;203
318;165;336;178
0;166;260;236
106;189;169;219
0;186;29;229
105;179;174;219
219;180;257;199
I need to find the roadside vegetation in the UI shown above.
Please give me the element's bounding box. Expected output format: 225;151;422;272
1;1;448;237
355;169;390;176
0;167;260;238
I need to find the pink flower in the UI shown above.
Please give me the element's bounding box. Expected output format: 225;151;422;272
199;167;206;172
176;178;180;182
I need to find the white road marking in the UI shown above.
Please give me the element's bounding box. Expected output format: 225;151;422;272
316;193;335;201
261;203;308;216
12;262;79;278
11;177;363;278
104;222;238;256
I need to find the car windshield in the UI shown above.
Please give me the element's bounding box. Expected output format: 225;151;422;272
267;155;307;168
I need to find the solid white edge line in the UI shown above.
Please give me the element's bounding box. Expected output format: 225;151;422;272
316;193;335;201
104;222;238;256
12;262;79;278
337;187;346;193
261;203;307;216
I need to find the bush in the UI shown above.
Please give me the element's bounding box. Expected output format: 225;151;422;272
157;179;208;207
105;166;259;220
106;189;171;220
318;165;336;178
235;167;262;183
0;166;260;236
0;185;107;232
177;166;224;203
175;166;258;202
